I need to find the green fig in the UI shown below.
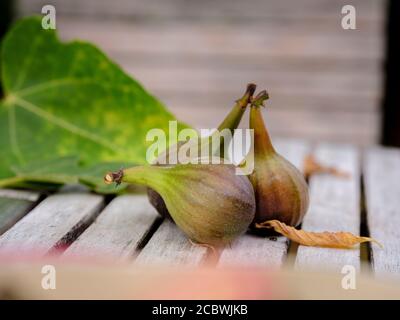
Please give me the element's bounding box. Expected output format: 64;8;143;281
147;83;256;220
105;162;255;246
248;91;309;230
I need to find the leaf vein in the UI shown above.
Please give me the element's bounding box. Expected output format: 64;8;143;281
13;36;42;91
13;97;125;155
14;78;129;97
8;106;24;164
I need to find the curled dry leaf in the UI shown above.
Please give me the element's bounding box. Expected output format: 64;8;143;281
303;154;350;179
256;220;382;249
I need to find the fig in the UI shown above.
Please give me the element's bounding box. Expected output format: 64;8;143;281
248;91;309;230
147;83;256;219
105;162;256;246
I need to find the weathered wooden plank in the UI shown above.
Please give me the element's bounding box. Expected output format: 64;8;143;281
170;106;378;146
63;195;159;259
57;19;383;60
274;139;311;170
0;197;36;236
111;51;381;75
0;193;103;255
122;66;380;96
18;0;384;21
295;144;361;272
174;103;375;148
0;190;41;235
0;189;40;202
163;93;379;118
135;220;208;266
218;235;289;268
218;139;310;267
364;147;400;276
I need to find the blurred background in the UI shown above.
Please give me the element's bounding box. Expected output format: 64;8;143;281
1;0;398;147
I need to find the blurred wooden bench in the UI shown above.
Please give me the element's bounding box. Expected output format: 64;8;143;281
0;139;398;278
17;0;386;146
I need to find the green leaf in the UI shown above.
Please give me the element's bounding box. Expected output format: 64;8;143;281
0;156;81;189
78;161;133;194
0;17;187;190
0;155;133;193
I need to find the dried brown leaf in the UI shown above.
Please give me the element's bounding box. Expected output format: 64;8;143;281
256;220;382;249
303;154;350;179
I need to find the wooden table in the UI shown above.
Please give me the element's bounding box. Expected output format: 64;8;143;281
0;139;398;279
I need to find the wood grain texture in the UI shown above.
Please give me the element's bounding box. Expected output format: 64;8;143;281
135;220;208;266
57;19;383;60
218;139;310;267
218;235;289;268
0;193;103;256
63;195;159;260
121;66;380;95
295;144;361;272
274;138;313;169
0;189;40;201
364;147;400;276
0;197;36;236
18;0;384;21
168;106;379;146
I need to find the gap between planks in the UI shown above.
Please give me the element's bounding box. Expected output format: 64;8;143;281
0;192;104;256
0;189;42;236
1;144;392;272
62;195;161;261
364;147;400;277
295;144;363;273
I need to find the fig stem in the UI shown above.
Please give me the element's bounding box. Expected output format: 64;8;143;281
104;170;123;185
217;83;256;132
104;165;165;191
251;90;269;108
250;90;275;155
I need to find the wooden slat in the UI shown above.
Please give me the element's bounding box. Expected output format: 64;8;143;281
160;91;379;113
274;139;311;169
135;220;208;266
57;19;383;60
364;147;400;276
63;195;159;259
218;139;310;267
0;189;40;201
111;51;381;75
122;66;380;96
0;189;40;235
18;0;384;21
0;193;103;255
0;197;36;236
295;144;361;272
218;235;288;268
170;106;379;146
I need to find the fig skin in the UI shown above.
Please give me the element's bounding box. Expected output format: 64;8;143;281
147;83;256;220
106;163;256;246
147;141;184;221
248;92;309;231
